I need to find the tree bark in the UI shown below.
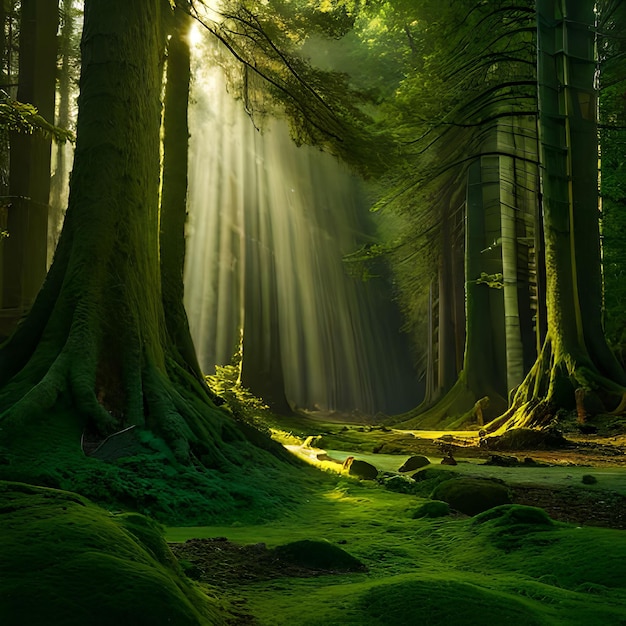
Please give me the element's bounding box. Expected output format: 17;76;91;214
1;0;58;332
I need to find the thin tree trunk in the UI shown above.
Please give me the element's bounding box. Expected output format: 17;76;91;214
2;0;58;321
48;0;75;265
160;7;207;385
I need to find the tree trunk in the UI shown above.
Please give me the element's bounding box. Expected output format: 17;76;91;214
160;7;207;385
490;0;626;431
1;0;58;334
48;0;76;265
0;0;262;470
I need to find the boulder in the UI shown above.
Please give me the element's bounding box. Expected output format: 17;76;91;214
398;455;430;472
432;478;512;516
346;458;379;480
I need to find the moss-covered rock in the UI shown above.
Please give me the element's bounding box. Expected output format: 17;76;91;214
412;500;450;519
582;474;598;485
383;474;417;494
346;458;379;480
0;481;226;626
473;504;554;527
432;478;511;516
398;455;430;472
272;539;366;572
471;505;555;551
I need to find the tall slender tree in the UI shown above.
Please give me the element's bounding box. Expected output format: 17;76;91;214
1;0;58;335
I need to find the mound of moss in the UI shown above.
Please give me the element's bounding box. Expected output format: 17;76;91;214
471;504;556;551
432;478;511;516
473;504;554;527
272;539;366;572
412;500;450;519
358;577;543;626
0;481;228;626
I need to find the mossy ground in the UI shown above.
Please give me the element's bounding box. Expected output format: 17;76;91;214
3;413;626;625
167;478;626;625
0;405;317;525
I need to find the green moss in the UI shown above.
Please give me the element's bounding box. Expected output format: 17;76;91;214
473;504;554;527
0;481;228;625
272;539;366;572
358;577;543;626
432;477;512;515
411;499;450;518
0;407;312;525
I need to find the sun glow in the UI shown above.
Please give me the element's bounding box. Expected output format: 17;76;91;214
187;21;203;47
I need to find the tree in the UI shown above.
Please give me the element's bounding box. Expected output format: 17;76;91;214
599;0;626;356
350;0;541;427
1;0;58;336
0;0;290;515
491;0;626;430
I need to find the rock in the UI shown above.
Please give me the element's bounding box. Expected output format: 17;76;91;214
440;455;457;466
582;474;598;485
412;500;450;519
484;454;520;467
345;458;379;480
432;478;512;516
398;455;430;472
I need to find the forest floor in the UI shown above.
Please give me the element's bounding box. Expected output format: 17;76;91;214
166;414;626;625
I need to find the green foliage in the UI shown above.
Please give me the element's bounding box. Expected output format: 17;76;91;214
205;347;272;434
191;0;386;171
0;90;74;143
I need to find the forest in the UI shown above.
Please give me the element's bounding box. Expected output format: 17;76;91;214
1;0;626;624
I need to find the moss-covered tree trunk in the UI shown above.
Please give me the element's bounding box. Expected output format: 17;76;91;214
160;6;206;385
490;0;626;431
0;0;254;466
